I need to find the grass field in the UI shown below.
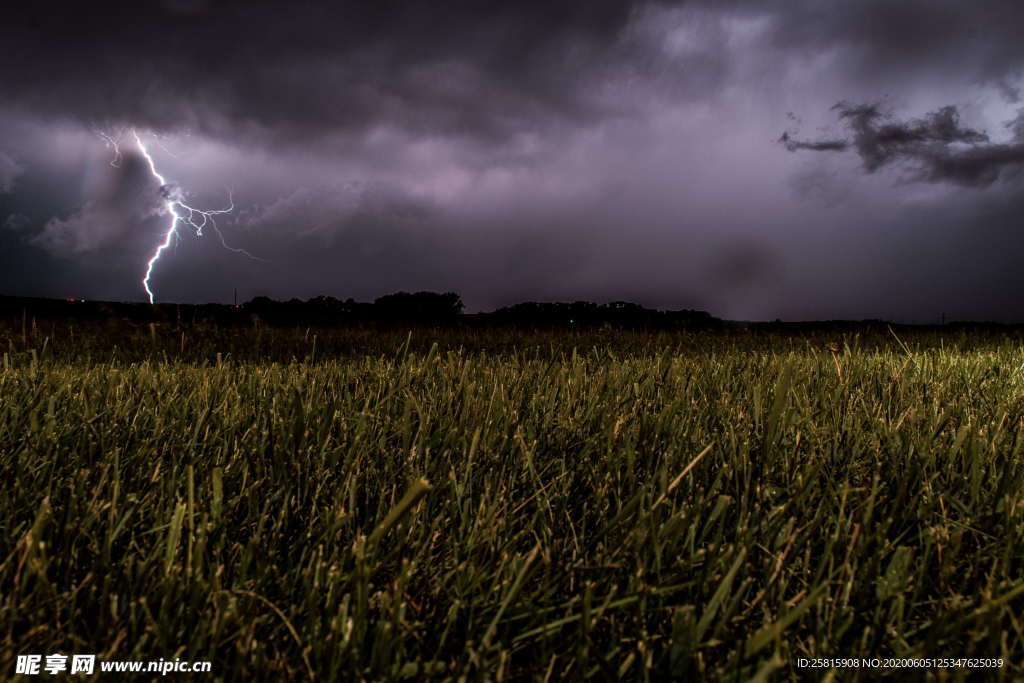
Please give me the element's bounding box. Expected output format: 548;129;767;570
2;322;1023;680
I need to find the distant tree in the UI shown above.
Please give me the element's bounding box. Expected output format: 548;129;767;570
246;296;276;312
373;291;464;322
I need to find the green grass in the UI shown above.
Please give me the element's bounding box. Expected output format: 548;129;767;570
1;323;1023;679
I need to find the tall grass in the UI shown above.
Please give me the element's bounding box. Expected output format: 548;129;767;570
1;325;1023;679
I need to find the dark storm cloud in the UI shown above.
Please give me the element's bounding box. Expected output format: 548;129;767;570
784;102;1024;187
6;0;1023;145
753;0;1024;85
778;133;848;153
0;0;655;146
6;0;1024;319
33;150;164;256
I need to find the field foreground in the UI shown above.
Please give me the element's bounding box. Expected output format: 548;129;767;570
2;326;1023;680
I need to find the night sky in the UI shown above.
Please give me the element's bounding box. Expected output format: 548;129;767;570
3;1;1024;320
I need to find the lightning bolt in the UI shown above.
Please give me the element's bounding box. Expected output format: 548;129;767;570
98;130;124;167
106;129;263;303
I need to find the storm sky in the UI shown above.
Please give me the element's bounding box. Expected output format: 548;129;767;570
3;1;1024;320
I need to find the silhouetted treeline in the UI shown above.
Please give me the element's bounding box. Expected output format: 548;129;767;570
246;291;463;325
0;291;466;328
3;292;1019;332
0;292;724;330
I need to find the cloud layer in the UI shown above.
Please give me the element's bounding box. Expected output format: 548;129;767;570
3;1;1024;320
783;102;1024;186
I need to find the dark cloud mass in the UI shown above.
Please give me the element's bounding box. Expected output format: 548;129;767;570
784;102;1024;186
1;0;643;145
4;1;1024;319
33;152;163;256
779;133;848;153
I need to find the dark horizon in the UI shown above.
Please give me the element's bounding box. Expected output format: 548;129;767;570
4;2;1024;321
2;290;1017;328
